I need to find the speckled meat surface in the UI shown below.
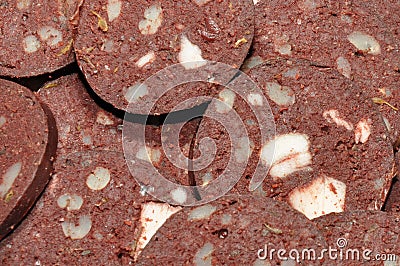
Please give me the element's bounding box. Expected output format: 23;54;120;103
37;74;122;155
192;58;395;219
314;210;400;265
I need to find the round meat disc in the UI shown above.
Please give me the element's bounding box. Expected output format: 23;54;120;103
136;194;327;265
314;210;400;264
191;58;395;219
0;151;183;264
0;79;57;240
0;0;79;77
74;0;255;114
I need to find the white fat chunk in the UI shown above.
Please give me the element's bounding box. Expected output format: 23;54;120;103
170;187;187;205
193;0;214;6
194;243;214;266
247;93;264;106
242;55;264;71
135;146;161;163
347;31;381;55
178;35;207;69
101;39;114;52
0;162;22;198
134;202;182;260
323;109;354;131
298;0;317;10
86;167;111;191
336;56;352;79
17;0;31;9
202;172;213;187
38;26;63;46
265;82;295;106
107;0;121;22
0;116;6;128
354;118;372;144
135;51;156;68
124;83;148;103
221;214;232;225
188;204;217;221
277;44;292;55
23;35;41;53
61;215;92;240
274;35;292;55
288;176;346;219
82;134;92;145
383;256;398;266
269;152;312;179
235;137;253;163
57;194;83;211
260;134;312;179
382;116;391;132
96;111;114;126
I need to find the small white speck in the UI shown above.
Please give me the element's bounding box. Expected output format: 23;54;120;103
140;185;154;196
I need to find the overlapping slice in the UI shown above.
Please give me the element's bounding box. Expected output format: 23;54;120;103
123;117;202;204
74;0;255;113
0;79;57;240
384;177;400;215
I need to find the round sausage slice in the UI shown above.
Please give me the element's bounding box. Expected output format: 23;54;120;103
74;0;255;114
0;79;57;240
